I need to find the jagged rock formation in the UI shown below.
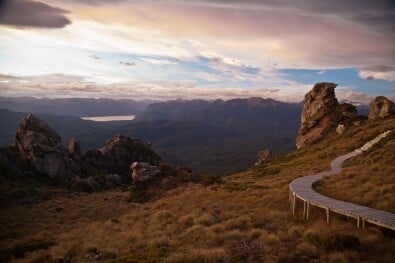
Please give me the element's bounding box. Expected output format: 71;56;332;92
1;114;162;189
255;149;272;166
368;96;395;120
131;162;161;184
14;114;80;180
81;134;161;176
296;83;358;149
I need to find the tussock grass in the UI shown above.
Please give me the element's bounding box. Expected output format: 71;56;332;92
0;118;394;262
315;120;395;213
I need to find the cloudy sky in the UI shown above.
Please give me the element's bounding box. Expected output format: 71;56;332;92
0;0;394;103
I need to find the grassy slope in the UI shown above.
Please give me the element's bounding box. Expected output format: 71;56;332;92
0;119;394;262
315;123;395;213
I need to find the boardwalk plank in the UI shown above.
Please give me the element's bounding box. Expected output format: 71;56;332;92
289;129;395;231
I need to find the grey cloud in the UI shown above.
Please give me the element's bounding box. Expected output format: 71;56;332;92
365;76;375;80
52;0;124;6
362;65;395;72
188;0;395;15
120;61;136;66
90;55;100;60
0;73;284;101
188;0;395;34
0;0;71;28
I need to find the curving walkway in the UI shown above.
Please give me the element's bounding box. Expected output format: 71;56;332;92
289;129;395;230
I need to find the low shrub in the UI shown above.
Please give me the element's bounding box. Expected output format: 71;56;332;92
113;246;168;263
164;248;226;263
0;239;55;261
319;233;360;252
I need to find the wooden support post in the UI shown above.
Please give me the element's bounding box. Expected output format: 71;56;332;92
306;201;310;220
326;208;330;223
357;217;360;228
303;201;306;219
292;193;296;216
362;219;365;229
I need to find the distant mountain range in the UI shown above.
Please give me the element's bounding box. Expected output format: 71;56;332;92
0;97;153;117
0;109;131;147
0;96;370;174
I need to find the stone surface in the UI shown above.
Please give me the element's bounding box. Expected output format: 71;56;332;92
82;134;161;176
68;138;81;159
336;124;346;134
131;162;161;184
368;96;395;120
71;176;101;192
255;149;272;166
14;114;80;180
296;83;358;149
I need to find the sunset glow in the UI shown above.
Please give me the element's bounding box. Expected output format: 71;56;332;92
0;0;394;102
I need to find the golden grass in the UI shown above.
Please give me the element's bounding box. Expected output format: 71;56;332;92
315;121;395;213
0;118;394;262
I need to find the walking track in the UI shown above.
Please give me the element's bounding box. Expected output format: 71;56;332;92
289;130;395;230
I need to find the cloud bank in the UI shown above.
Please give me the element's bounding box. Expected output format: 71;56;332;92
0;0;71;28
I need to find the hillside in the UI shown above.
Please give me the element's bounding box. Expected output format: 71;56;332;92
0;117;394;262
315;119;395;213
116;98;303;174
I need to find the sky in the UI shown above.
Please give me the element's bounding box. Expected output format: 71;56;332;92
0;0;394;103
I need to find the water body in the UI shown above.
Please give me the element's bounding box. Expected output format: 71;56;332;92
81;115;135;121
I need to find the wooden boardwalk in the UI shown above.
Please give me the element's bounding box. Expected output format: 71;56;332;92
289;129;395;230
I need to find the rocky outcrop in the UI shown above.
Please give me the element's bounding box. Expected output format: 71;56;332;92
296;83;358;149
14;114;80;180
131;162;161;184
2;114;164;191
255;149;272;166
82;134;161;177
368;96;395;120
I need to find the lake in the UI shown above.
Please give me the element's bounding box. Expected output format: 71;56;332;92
81;115;135;121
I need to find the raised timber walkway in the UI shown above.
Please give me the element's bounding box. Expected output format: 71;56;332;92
289;129;395;230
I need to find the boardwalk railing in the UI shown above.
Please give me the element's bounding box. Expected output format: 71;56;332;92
289;129;395;230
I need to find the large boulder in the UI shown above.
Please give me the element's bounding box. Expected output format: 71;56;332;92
368;96;395;120
130;162;161;184
14;114;80;180
296;83;357;149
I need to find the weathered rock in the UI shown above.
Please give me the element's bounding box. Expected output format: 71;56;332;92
131;162;161;184
296;83;358;149
14;114;80;180
368;96;395;120
336;124;346;134
82;134;161;176
68;138;81;159
255;149;272;166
